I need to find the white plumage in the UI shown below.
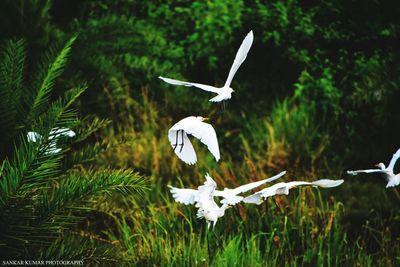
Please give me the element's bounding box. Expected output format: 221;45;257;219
243;179;344;205
159;30;254;103
169;174;344;227
347;148;400;188
27;127;76;154
169;174;230;229
168;116;220;165
213;171;287;205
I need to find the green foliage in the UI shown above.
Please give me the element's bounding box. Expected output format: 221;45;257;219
241;97;329;171
0;37;146;259
1;0;400;264
295;66;343;123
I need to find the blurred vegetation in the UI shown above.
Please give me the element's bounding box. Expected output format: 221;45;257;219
0;0;399;265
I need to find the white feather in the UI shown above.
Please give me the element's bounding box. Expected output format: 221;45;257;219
224;30;254;87
168;116;220;165
214;171;287;205
159;30;254;103
158;76;219;93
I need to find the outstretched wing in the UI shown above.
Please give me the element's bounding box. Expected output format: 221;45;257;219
224;30;254;87
168;186;198;205
197;174;217;196
184;121;220;162
347;169;388;175
387;148;400;173
229;170;287;195
242;191;264;205
168;129;197;165
311;179;344;188
159;76;219;93
243;181;311;204
196;174;218;210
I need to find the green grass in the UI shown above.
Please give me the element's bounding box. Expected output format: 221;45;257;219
83;90;400;266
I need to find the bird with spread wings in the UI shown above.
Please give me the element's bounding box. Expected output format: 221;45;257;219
159;30;254;105
168;172;286;228
168;116;220;165
347;148;400;188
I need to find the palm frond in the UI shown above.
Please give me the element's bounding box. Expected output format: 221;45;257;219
27;35;77;122
0;39;26;148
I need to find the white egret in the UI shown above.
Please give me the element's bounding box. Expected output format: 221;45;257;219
243;179;344;205
213;171;287;205
27;127;76;154
169;172;289;228
159;30;254;104
347;148;400;188
168;116;220;165
169;174;231;229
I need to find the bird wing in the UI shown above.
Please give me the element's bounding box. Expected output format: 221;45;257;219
168;129;197;165
196;174;218;210
224;30;254;87
229;170;287;195
347;169;388;175
49;127;76;139
387;148;400;173
242;192;264;205
197;174;217;195
311;179;344;188
27;131;42;143
244;179;343;205
184;121;220;162
285;181;313;188
159;76;219;93
168;185;198;205
242;182;293;205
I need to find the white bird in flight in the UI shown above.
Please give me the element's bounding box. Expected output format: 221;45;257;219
168;116;220;165
347;148;400;188
168;172;286;228
213;171;287;205
243;179;344;205
159;30;254;103
169;174;230;229
27;127;76;154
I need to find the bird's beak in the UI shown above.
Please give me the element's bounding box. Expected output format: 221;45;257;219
227;205;233;209
202;117;209;121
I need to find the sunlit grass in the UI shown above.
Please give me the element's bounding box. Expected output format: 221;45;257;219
87;88;400;265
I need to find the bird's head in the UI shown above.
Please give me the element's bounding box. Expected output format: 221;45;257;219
196;116;209;122
375;163;386;170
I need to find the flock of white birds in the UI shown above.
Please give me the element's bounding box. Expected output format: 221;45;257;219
159;30;348;229
25;31;400;229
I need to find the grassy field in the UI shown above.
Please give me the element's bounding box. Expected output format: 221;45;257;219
82;91;400;266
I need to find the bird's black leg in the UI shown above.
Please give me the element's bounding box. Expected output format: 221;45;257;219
173;130;179;151
179;130;184;153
